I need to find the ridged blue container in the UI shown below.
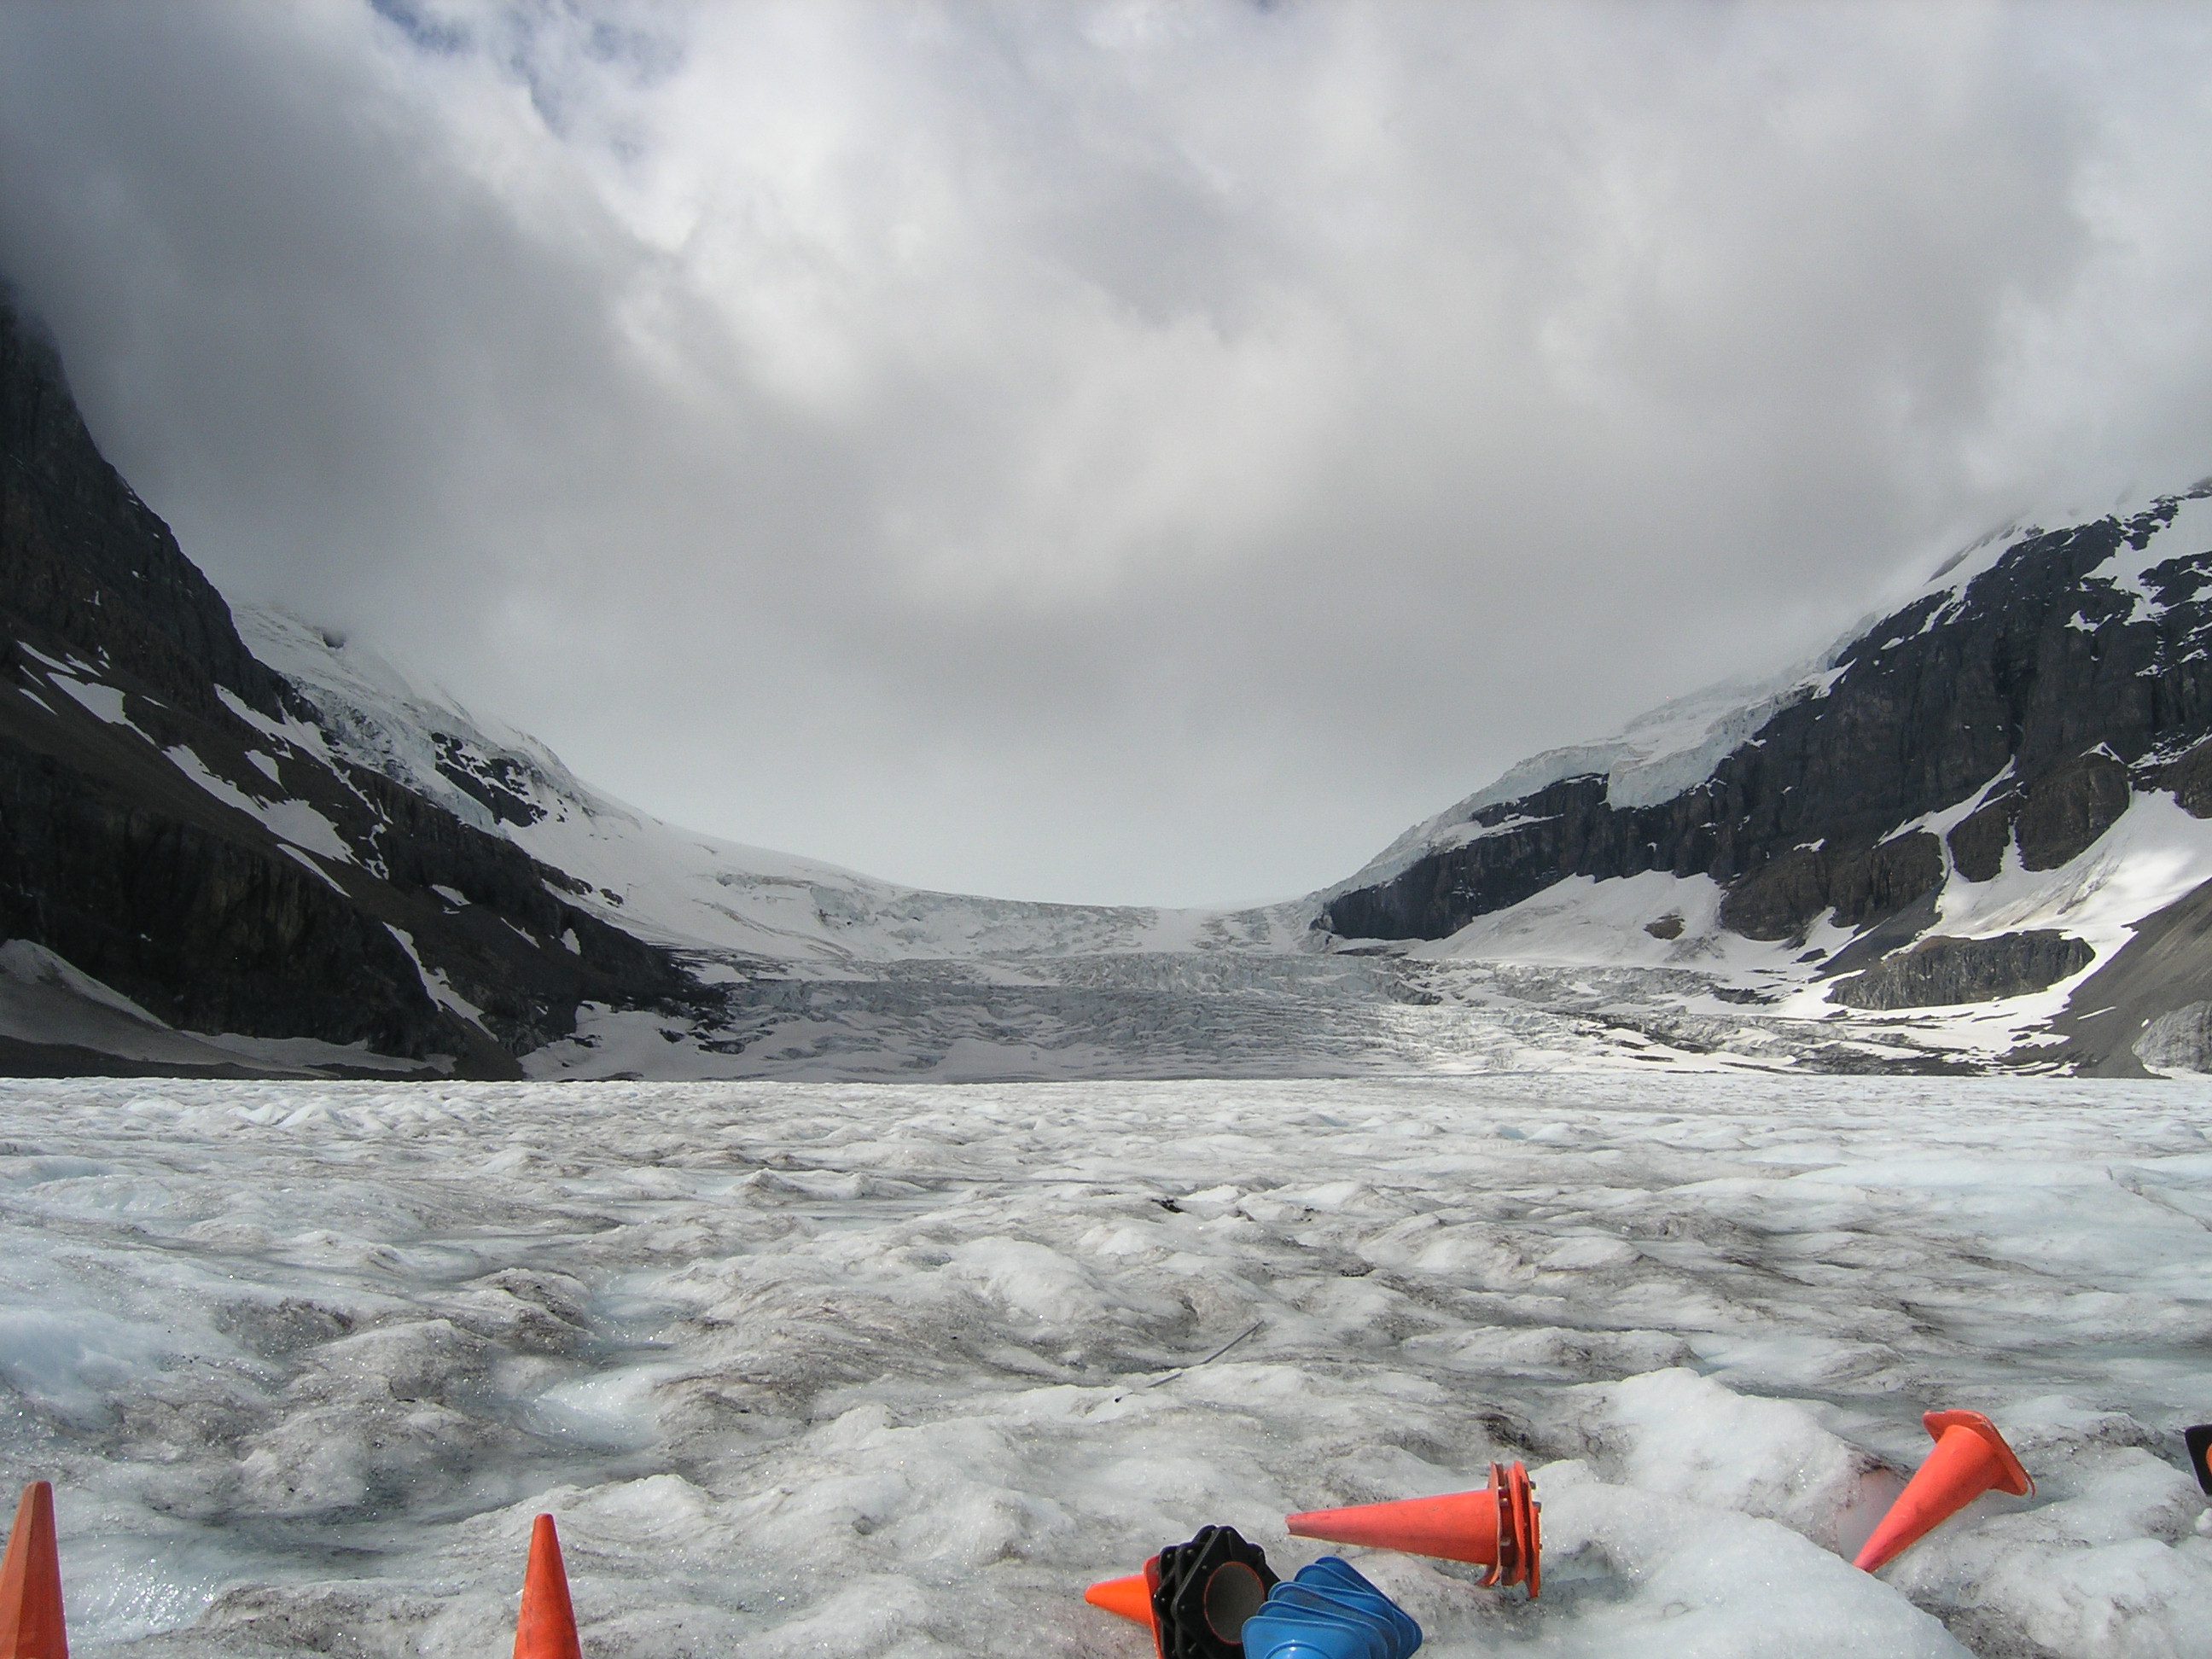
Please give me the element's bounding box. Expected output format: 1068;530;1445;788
1239;1557;1422;1659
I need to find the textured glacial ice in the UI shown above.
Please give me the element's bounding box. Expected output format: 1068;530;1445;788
3;1074;2209;1659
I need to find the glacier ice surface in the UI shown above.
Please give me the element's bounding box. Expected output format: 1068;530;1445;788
3;1073;2209;1657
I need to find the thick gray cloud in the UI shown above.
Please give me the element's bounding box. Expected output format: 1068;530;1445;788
3;1;2209;905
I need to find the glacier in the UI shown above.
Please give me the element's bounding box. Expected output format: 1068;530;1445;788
4;1072;2210;1659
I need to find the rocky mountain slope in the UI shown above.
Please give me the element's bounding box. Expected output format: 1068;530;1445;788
0;290;704;1078
1318;484;2212;1074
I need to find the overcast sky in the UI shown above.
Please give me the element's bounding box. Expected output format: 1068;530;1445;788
3;2;2210;905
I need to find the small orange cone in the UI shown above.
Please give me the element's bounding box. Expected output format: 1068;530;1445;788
1855;1410;2032;1573
1082;1563;1157;1628
513;1515;581;1659
0;1481;67;1659
1083;1555;1162;1658
1287;1461;1541;1597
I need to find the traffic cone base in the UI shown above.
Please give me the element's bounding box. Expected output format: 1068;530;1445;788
1924;1411;2031;1499
0;1481;67;1659
1854;1410;2033;1574
2182;1425;2212;1497
514;1515;581;1659
1150;1526;1276;1658
1499;1459;1540;1599
1286;1461;1540;1598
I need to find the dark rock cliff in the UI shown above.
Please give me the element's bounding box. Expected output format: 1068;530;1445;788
1827;930;2094;1011
0;293;294;724
0;288;708;1076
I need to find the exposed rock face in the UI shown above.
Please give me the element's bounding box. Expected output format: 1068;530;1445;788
2155;736;2212;819
1324;486;2212;955
2134;1001;2212;1074
1827;931;2093;1011
1720;832;1946;943
0;288;705;1074
1946;751;2134;880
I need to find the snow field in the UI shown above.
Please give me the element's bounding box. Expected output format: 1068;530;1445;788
3;1074;2210;1657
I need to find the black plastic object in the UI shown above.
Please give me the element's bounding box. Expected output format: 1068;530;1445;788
1149;1525;1281;1658
2186;1426;2212;1496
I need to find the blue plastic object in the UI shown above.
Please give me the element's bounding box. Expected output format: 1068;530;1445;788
1253;1591;1392;1659
1240;1603;1385;1659
1288;1560;1421;1652
1239;1557;1422;1659
1303;1559;1418;1650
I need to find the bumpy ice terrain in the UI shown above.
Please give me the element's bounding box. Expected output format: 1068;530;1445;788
3;1074;2209;1658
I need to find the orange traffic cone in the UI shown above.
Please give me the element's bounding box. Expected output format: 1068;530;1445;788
1855;1410;2033;1572
1082;1562;1158;1628
0;1481;67;1659
513;1515;581;1659
1287;1461;1541;1598
1083;1555;1163;1659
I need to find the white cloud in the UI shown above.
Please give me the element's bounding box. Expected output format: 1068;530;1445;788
3;0;2209;904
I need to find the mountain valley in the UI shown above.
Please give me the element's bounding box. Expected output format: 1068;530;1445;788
7;288;2212;1083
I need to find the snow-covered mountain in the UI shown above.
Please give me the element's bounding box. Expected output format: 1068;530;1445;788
234;606;1300;972
0;288;727;1080
1319;483;2212;1075
13;271;2212;1082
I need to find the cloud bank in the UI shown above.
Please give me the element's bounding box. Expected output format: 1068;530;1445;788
3;1;2209;904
